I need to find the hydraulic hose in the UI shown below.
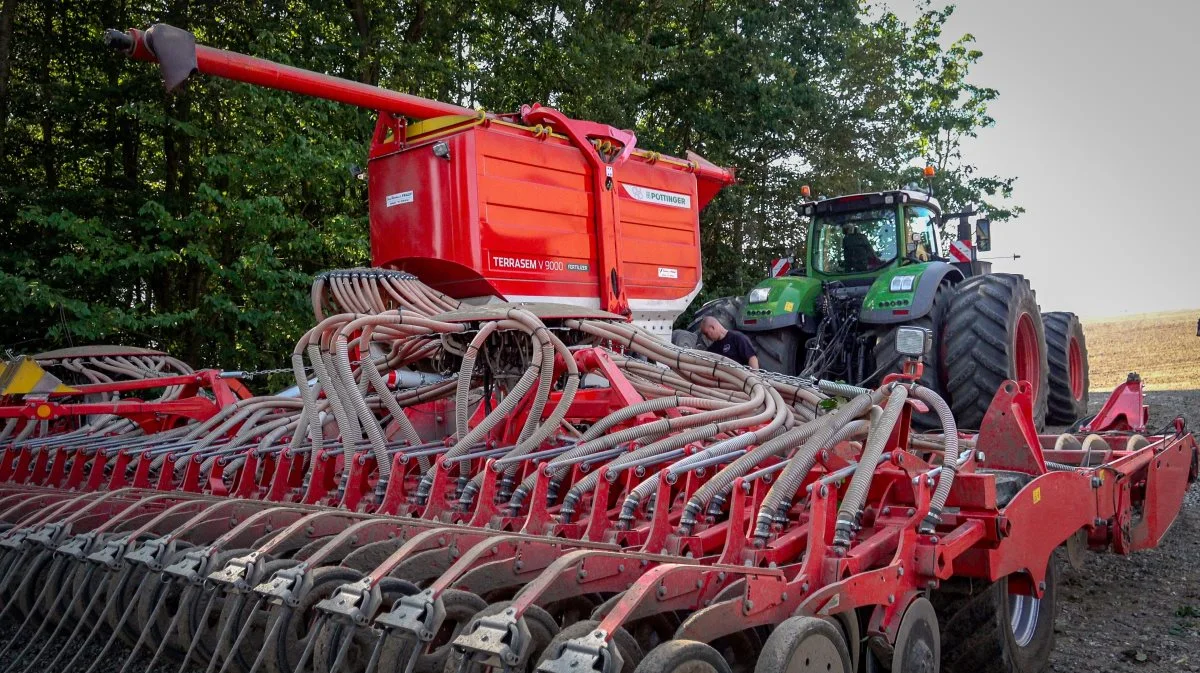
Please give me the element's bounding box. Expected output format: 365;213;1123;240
621;383;791;520
817;380;873;399
910;384;959;531
454;322;499;439
754;388;884;542
832;385;908;548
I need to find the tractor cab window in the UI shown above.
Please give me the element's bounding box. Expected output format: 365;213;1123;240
905;206;939;262
813;208;898;274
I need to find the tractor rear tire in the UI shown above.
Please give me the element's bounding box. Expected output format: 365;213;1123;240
934;558;1059;673
943;274;1049;430
869;282;951;428
1043;311;1090;425
687;296;744;347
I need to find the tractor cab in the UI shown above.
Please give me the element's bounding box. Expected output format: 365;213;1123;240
805;190;942;279
705;188;992;384
737;190;950;336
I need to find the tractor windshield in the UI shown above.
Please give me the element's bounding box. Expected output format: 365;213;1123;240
813;208;898;274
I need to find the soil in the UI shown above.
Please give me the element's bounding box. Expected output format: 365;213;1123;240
1049;390;1200;673
1083;311;1200;391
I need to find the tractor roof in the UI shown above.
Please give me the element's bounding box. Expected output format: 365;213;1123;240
808;190;941;216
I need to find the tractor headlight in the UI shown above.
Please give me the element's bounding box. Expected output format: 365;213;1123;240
889;275;916;292
895;326;932;358
747;287;771;304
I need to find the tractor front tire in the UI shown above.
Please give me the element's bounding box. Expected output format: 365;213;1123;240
943;274;1049;430
746;328;803;375
869;282;951;428
687;296;744;348
1043;311;1090;425
671;329;699;350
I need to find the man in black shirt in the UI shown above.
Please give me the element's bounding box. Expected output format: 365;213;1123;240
699;316;760;368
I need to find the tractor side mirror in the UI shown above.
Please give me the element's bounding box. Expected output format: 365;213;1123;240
975;218;991;252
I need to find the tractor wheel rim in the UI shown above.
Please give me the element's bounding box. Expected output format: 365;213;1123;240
1014;313;1040;400
1008;593;1041;647
1068;336;1084;400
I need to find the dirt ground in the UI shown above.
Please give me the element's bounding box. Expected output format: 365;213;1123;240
1049;390;1200;673
1083;311;1200;391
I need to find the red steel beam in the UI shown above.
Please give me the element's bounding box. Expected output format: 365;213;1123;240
117;26;476;120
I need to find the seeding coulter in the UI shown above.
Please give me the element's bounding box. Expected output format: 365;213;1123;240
0;22;1193;673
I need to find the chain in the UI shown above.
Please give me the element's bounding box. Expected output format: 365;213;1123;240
222;366;309;380
602;335;824;392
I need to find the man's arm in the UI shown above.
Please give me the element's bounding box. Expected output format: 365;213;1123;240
748;354;760;369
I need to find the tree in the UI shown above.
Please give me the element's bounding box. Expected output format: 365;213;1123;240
0;0;1018;378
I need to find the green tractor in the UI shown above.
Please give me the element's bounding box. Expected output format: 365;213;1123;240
682;188;1090;429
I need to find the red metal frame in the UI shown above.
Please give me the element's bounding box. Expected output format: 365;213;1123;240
111;25;736;324
1083;373;1149;433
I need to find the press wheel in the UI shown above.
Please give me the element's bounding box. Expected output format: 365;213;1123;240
754;615;851;673
632;640;732;673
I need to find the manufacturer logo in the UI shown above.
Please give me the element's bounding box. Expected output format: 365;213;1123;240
657;267;679;279
386;191;414;207
623;184;692;209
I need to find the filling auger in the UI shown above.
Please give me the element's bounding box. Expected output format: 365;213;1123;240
0;23;1194;673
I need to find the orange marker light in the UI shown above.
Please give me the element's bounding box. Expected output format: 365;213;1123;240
923;165;936;178
800;185;812;199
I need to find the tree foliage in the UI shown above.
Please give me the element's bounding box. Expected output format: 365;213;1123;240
0;0;1018;373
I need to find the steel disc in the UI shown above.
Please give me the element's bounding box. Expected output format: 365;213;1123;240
1065;528;1087;570
891;596;939;673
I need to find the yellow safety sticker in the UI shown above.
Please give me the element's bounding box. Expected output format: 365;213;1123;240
1032;487;1041;504
784;302;794;312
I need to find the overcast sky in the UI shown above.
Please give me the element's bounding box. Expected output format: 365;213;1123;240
908;0;1199;317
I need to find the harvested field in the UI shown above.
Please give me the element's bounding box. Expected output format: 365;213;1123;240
1083;310;1200;391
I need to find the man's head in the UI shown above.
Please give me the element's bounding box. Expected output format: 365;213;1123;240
699;316;728;342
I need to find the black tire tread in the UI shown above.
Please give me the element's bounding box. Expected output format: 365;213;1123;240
943;274;1049;430
746;329;802;375
1043;311;1090;425
934;559;1059;673
686;297;744;347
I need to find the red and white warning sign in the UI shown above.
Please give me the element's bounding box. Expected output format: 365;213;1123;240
770;257;793;277
948;240;974;263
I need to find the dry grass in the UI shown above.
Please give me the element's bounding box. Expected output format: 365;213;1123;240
1082;310;1200;391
